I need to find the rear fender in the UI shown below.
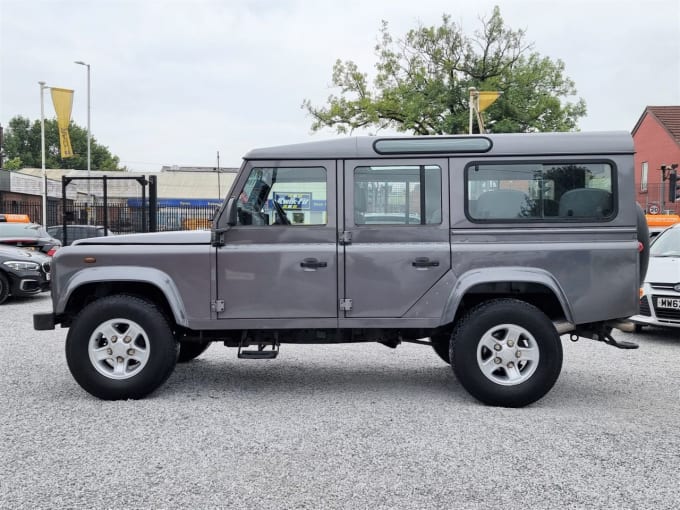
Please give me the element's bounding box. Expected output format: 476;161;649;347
440;267;574;326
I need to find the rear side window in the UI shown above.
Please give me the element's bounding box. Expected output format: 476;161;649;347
466;162;614;221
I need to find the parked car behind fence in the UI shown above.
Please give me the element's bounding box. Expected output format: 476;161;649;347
47;225;114;246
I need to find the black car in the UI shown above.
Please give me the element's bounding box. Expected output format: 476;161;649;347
0;245;51;304
0;222;61;256
47;224;113;246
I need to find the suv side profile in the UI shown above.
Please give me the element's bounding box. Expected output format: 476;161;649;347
34;132;647;407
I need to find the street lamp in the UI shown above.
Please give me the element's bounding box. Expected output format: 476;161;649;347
39;81;48;226
74;60;91;205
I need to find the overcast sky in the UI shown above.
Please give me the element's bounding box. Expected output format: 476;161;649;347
1;0;679;171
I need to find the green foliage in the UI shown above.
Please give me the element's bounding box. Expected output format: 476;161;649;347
303;6;586;134
2;115;125;170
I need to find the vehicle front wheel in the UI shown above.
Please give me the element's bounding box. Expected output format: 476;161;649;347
65;295;179;400
177;341;211;363
450;299;563;408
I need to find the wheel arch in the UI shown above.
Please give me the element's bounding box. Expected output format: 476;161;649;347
439;267;574;330
57;266;188;327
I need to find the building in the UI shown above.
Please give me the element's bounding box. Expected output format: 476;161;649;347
632;106;680;214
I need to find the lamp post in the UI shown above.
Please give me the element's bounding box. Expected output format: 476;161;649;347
39;81;48;226
74;60;91;206
216;150;221;199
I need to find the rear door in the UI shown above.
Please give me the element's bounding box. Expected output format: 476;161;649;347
341;159;451;318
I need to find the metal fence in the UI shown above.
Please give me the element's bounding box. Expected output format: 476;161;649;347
638;183;680;215
1;200;219;233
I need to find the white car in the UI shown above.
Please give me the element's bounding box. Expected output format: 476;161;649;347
630;223;680;330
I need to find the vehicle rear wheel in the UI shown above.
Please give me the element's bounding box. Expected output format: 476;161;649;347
65;295;179;400
450;298;563;408
177;341;211;363
0;272;9;305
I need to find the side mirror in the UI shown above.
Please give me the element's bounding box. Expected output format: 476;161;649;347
226;197;237;226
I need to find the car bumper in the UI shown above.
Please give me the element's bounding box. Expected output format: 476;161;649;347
8;272;50;297
630;292;680;329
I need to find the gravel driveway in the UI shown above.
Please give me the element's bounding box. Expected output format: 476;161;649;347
1;294;679;509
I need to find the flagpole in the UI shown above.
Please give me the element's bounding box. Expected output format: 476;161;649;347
468;87;476;134
39;81;48;227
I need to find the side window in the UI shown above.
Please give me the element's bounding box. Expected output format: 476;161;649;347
354;165;442;225
467;162;614;221
236;167;327;226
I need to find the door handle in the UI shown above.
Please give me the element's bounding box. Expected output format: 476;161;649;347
300;258;328;269
412;257;439;268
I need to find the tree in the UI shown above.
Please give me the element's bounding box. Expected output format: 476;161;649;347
2;115;125;170
303;6;586;135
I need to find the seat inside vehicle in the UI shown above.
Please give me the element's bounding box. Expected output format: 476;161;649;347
558;188;612;218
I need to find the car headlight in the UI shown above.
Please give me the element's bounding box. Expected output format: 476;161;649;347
3;260;41;271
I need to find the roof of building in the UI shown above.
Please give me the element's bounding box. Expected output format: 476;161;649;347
632;106;680;144
14;168;236;199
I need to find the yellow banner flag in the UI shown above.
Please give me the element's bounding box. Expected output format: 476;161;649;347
478;91;501;112
50;87;74;158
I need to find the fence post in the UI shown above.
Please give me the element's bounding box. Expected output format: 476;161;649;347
103;175;108;233
149;175;157;233
62;176;68;245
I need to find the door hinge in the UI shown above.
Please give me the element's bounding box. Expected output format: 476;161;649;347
339;298;353;311
211;300;225;313
339;231;352;245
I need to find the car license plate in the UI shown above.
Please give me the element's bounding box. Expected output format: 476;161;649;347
656;297;680;310
45;272;51;281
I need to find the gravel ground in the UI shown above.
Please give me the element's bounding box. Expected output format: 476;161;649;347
1;294;679;509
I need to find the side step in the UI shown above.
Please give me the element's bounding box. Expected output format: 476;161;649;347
238;342;279;359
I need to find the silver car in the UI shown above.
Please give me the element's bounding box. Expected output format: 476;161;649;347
630;223;680;330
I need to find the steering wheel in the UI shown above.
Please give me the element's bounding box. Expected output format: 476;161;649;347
272;199;291;225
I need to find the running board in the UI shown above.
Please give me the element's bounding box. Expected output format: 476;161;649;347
238;348;279;359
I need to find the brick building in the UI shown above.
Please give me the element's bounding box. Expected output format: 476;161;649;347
632;106;680;214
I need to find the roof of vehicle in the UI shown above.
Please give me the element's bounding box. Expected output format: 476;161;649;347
243;131;634;160
0;222;48;237
0;214;31;223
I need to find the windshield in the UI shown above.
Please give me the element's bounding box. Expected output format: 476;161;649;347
650;227;680;257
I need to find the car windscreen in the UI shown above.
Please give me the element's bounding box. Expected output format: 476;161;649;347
650;228;680;257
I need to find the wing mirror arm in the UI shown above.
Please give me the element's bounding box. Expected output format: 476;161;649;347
211;197;237;247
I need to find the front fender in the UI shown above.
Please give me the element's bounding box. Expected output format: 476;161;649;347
55;266;189;327
440;266;574;325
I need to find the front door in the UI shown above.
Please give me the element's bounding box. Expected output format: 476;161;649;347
341;159;451;318
216;160;337;321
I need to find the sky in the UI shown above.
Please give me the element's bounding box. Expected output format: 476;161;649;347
1;0;679;171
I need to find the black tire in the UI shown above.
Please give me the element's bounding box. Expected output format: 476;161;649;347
430;332;451;364
634;324;645;334
0;272;9;305
65;295;179;400
177;341;211;363
450;298;563;408
636;203;650;286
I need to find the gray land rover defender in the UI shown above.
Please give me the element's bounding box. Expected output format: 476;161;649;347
34;132;649;407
